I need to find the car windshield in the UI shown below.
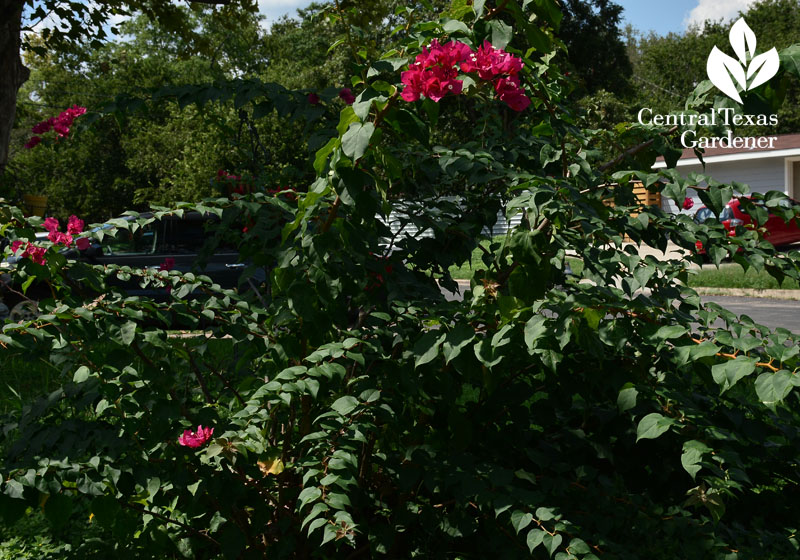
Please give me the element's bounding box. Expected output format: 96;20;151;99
693;208;713;224
720;205;735;221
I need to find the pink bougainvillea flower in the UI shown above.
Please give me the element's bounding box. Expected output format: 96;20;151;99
159;257;176;271
401;39;471;103
49;231;73;246
494;75;531;112
24;136;42;149
26;105;87;148
66;215;84;235
23;244;47;265
178;425;214;448
31;120;52;134
423;67;463;102
461;41;523;80
75;237;90;251
415;39;472;69
400;67;426;102
308;92;320;105
10;240;23;253
338;88;356;105
65;105;87;118
682;197;694;210
43;217;60;233
52;122;70;137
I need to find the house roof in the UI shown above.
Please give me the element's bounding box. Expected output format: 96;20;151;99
653;133;800;168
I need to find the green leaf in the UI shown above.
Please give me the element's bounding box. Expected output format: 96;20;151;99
442;18;470;35
681;440;711;479
652;325;686;341
636;413;675;441
511;510;533;533
298;487;322;509
527;528;545;552
341;122;375;162
331;396;359;416
327;492;351;510
73;366;91;383
711;357;757;393
754;370;794;405
543;533;563;557
524;315;548;350
535;507;556;521
568;538;591;555
314;137;339;174
616;384;638;413
117;321;136;346
147;477;161;499
488;20;513;49
414;332;443;368
443;324;474;364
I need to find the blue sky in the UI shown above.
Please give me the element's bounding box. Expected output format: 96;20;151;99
259;0;760;35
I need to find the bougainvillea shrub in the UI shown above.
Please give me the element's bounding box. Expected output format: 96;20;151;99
3;2;800;559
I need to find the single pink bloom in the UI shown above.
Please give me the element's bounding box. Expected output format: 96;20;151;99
10;240;23;253
400;67;426;102
24;136;42;149
31;120;52;134
53;122;70;137
494;75;531;111
461;41;523;80
339;88;356;105
66;105;87;118
75;237;90;250
308;92;320;105
422;65;463;102
49;231;73;246
683;197;694;210
159;257;175;271
415;39;471;69
25;245;47;265
67;215;84;235
178;425;214;448
43;217;60;233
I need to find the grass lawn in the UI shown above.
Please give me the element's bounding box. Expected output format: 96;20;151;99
687;263;800;290
449;241;799;291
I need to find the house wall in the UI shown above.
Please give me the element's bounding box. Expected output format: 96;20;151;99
663;156;788;214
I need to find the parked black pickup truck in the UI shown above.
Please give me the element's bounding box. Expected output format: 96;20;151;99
0;212;257;321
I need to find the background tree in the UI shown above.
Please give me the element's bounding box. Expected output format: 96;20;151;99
0;0;260;178
559;0;632;95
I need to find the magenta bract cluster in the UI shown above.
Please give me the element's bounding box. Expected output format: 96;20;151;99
25;105;87;149
178;425;214;448
401;39;531;111
10;215;89;265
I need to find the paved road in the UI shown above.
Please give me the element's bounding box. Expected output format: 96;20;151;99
702;296;800;333
443;282;800;334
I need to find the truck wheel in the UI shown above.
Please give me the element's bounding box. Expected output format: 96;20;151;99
9;300;39;322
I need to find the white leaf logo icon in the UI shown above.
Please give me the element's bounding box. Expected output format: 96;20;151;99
706;17;780;102
729;17;756;64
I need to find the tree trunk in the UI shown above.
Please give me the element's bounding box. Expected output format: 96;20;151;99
0;0;28;176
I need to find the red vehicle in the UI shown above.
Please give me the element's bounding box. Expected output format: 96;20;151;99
693;197;800;249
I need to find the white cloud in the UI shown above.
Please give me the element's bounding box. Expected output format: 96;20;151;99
684;0;758;30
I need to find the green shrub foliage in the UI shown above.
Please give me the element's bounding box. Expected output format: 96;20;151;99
3;2;800;558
